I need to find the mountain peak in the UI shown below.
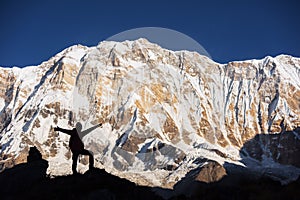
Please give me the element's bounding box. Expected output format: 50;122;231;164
0;40;299;188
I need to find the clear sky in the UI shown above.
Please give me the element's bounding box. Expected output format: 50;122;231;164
0;0;299;67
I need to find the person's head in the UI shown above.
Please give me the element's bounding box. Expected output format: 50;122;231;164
76;122;82;132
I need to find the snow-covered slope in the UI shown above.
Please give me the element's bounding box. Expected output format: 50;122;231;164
0;39;299;186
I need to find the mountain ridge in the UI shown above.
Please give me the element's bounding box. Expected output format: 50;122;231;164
0;38;299;187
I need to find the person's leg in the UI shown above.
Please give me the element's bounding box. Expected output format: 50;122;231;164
72;152;79;174
81;149;94;169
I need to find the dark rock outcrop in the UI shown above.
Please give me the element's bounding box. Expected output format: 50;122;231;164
195;161;227;183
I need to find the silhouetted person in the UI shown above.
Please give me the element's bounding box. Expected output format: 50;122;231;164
54;122;102;174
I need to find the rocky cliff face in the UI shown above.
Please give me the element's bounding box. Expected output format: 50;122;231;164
0;39;299;186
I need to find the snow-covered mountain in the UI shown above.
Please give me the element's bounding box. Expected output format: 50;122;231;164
0;39;299;187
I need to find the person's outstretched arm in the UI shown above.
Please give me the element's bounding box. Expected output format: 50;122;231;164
80;123;102;138
54;126;73;135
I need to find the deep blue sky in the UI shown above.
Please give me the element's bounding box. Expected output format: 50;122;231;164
0;0;299;67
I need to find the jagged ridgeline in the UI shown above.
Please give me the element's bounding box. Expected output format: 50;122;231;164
0;39;299;187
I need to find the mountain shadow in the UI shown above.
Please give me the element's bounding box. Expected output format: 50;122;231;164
240;128;300;168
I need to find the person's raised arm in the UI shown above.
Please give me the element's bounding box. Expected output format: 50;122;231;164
54;126;73;135
80;123;102;138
